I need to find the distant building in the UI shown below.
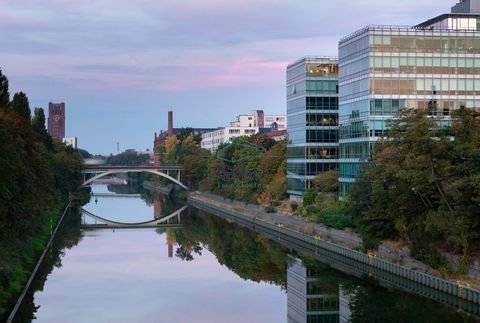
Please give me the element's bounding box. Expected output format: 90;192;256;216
201;127;260;152
266;129;288;141
200;110;286;152
153;111;218;165
47;102;65;140
62;137;77;149
229;110;287;130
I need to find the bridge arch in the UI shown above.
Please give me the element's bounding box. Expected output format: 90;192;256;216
80;205;187;228
83;168;188;190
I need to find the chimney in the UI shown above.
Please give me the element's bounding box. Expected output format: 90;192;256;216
167;111;173;136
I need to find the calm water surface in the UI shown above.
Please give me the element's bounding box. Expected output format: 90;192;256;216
13;184;479;323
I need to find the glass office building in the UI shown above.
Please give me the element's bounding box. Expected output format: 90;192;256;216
338;4;480;197
287;57;339;198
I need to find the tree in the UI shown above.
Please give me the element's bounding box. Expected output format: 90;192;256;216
313;170;339;193
348;108;480;267
31;107;53;150
10;92;31;121
31;107;46;133
0;69;10;110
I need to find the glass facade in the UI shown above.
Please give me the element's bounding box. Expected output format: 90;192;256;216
287;57;339;197
338;19;480;197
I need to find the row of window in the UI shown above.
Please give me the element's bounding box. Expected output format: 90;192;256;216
287;162;338;176
306;80;338;93
287;146;338;159
339;142;371;159
306;130;338;143
287;62;338;81
306;113;338;127
371;56;480;69
370;34;480;54
339;162;366;179
307;96;339;110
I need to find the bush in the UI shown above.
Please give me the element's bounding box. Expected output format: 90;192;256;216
305;205;320;216
317;208;354;230
410;238;448;270
302;190;317;206
290;201;298;212
362;235;380;251
264;206;276;213
271;200;281;207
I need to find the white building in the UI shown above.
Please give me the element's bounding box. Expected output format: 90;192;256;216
229;110;287;130
201;127;259;152
62;137;77;149
201;110;287;152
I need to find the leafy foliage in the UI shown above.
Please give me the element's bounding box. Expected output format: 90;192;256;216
10;92;31;121
0;71;83;319
349;108;480;268
0;68;9;110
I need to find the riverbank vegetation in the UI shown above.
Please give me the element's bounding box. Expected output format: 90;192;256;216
155;131;287;204
152;109;480;272
0;69;83;319
349;108;480;270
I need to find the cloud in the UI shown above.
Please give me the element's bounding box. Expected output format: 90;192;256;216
0;0;457;153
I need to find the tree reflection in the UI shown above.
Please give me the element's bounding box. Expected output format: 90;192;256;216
12;209;84;323
172;209;287;286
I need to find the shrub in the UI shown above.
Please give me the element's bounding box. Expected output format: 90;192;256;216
290;201;298;212
305;205;320;216
362;235;380;251
271;200;281;207
264;206;276;213
317;208;354;230
302;190;317;206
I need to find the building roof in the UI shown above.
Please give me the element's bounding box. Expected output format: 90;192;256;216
287;56;338;69
416;13;480;29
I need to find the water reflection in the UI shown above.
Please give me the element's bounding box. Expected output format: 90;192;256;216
286;254;478;323
9;184;479;323
287;255;341;323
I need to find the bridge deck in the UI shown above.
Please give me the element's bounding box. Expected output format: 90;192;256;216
82;165;183;172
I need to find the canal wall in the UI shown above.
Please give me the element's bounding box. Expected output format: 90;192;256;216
187;192;480;314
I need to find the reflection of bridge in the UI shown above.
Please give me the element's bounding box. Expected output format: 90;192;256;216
82;165;187;190
91;193;141;198
80;205;187;229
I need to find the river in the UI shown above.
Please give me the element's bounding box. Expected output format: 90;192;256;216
11;184;479;322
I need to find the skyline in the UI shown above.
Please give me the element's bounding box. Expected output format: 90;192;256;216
1;0;451;154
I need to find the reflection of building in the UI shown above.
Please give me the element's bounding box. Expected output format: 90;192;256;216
153;198;162;219
166;229;176;258
286;58;339;199
201;110;287;152
47;102;65;140
287;255;340;323
338;1;480;197
339;287;354;323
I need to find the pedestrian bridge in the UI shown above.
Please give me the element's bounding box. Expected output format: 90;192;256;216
80;205;187;229
82;165;187;190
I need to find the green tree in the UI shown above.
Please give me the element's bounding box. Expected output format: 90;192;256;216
349;108;480;267
10;92;31;121
0;69;9;110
